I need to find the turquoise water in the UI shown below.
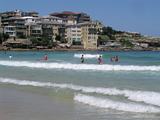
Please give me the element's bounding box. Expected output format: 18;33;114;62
0;51;160;120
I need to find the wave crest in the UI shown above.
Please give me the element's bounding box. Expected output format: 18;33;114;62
74;54;101;59
0;60;160;71
74;94;160;113
1;78;160;107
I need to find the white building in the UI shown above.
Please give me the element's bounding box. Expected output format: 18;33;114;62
4;26;16;37
66;24;82;45
23;16;36;25
36;16;63;24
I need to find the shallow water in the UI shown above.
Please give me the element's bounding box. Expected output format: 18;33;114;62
0;51;160;120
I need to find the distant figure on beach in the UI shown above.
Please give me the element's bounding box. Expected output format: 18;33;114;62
43;54;48;61
98;55;103;64
81;54;84;63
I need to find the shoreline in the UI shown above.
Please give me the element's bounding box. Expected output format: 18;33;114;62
0;48;160;52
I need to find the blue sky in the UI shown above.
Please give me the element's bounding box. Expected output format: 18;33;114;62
0;0;160;36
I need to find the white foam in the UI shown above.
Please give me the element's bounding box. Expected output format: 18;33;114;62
74;94;160;113
0;60;160;71
74;54;101;59
1;78;160;107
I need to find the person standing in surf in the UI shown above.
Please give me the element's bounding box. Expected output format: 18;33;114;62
81;54;84;63
43;54;48;61
98;55;103;64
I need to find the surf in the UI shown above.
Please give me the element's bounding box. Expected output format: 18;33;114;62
1;78;160;107
0;60;160;71
74;94;160;113
74;54;102;59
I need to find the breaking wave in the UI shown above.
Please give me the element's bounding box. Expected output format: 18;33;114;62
74;54;101;59
0;60;160;71
1;78;160;107
74;94;160;113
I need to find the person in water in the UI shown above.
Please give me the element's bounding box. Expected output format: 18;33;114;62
110;56;114;62
98;55;103;64
43;54;48;61
110;56;119;62
115;56;119;62
81;54;84;63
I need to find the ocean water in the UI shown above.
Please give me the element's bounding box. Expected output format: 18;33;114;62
0;51;160;120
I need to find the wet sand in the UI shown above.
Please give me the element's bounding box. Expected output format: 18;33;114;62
0;87;77;120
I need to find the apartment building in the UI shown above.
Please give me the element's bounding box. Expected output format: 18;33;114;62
40;20;65;42
26;23;42;38
80;22;99;49
3;17;26;38
0;10;102;49
21;11;38;17
50;11;91;24
1;10;39;38
0;14;2;33
3;26;16;37
66;24;82;45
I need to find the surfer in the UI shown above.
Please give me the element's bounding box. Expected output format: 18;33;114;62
81;54;84;63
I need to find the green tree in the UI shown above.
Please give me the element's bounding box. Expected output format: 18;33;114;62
55;35;61;41
0;33;9;44
97;35;109;46
101;27;117;40
120;38;133;47
30;36;53;48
